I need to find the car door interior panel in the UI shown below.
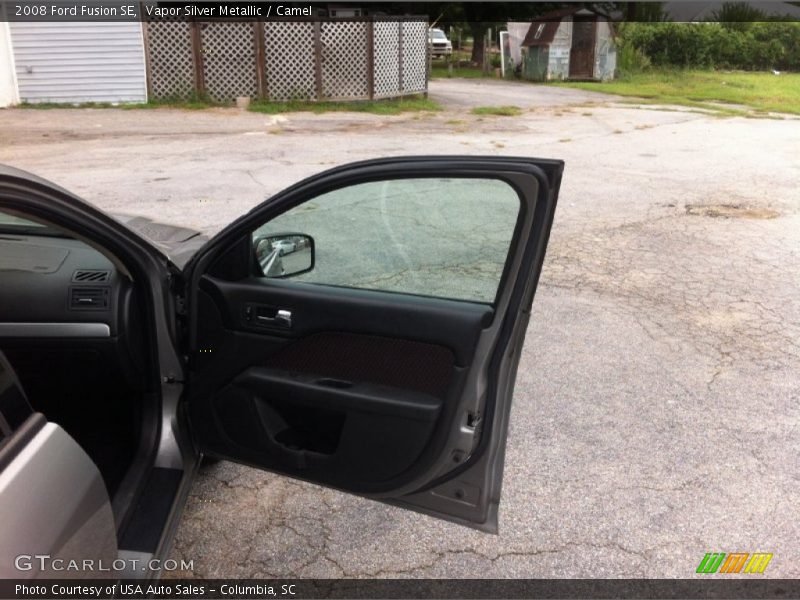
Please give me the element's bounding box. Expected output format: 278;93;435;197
198;275;493;364
188;277;488;491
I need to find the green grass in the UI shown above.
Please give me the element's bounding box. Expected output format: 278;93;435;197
129;100;217;110
553;70;800;116
430;65;488;79
15;95;440;115
17;101;131;109
471;105;523;116
248;95;440;115
16;98;218;110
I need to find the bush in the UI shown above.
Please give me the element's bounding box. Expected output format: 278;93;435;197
618;22;800;71
750;22;800;70
617;41;652;73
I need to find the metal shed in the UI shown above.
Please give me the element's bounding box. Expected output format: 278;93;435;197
519;7;616;81
8;22;147;103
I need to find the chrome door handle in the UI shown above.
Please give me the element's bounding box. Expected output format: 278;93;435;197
256;309;292;328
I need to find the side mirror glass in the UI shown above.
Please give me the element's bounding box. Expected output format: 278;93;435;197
252;233;314;278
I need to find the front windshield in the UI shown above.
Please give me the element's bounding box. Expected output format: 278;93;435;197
429;30;446;40
0;209;62;236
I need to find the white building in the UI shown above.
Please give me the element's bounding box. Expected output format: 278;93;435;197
0;18;428;107
0;21;19;107
1;21;147;107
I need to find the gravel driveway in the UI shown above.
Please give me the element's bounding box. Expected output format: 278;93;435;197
429;77;617;109
1;79;798;578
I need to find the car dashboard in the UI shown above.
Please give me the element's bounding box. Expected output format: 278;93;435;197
0;234;124;336
0;232;149;497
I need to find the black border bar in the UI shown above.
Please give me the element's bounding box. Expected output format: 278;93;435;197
3;1;799;22
3;579;800;599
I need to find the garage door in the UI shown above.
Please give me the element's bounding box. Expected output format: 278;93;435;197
10;22;147;103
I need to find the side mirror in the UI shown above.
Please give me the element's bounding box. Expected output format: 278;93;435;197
252;233;314;278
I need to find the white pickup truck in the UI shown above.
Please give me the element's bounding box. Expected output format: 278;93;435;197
428;28;453;58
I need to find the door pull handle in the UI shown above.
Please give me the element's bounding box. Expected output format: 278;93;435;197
256;309;292;328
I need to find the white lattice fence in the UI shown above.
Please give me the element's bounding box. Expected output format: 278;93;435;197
200;22;259;102
145;22;195;100
264;22;316;100
145;19;428;103
401;21;428;94
373;22;400;99
320;21;369;100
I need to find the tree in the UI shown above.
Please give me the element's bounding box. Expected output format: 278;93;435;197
380;2;637;66
388;2;501;64
455;3;564;65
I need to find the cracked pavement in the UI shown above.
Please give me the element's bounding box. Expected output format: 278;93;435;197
1;79;798;577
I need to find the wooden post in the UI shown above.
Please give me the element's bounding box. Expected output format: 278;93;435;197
313;21;324;101
426;23;432;95
398;21;404;93
484;29;491;75
190;21;205;98
366;20;375;100
255;22;267;100
141;19;153;101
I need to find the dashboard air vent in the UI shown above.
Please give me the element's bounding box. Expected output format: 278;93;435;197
69;286;109;310
73;269;111;283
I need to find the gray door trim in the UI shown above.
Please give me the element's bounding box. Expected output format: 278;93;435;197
0;322;111;338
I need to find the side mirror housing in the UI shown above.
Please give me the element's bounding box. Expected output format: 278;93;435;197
252;233;314;278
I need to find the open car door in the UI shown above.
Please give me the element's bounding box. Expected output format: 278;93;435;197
183;157;562;532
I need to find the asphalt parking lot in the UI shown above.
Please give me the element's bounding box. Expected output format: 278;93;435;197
1;79;798;578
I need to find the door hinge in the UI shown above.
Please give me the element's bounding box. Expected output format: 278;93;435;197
166;270;187;316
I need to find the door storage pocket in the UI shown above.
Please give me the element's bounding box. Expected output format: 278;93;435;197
254;396;345;455
212;367;443;483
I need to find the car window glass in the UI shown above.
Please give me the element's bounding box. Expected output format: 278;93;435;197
0;210;46;228
252;177;521;304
